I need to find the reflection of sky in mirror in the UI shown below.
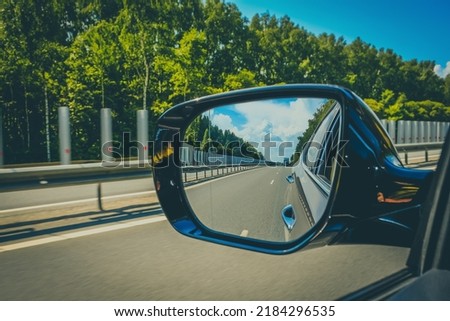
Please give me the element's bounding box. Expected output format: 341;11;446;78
209;98;328;162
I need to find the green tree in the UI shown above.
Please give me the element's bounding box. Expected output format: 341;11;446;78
403;100;450;121
173;29;209;101
0;0;82;163
203;0;250;87
303;33;347;84
118;8;162;112
249;14;312;84
444;74;450;105
399;60;444;102
1;0;449;165
224;69;261;90
343;37;379;97
373;49;403;99
364;98;384;118
66;20;123;159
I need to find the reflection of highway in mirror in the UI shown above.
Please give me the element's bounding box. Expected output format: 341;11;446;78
180;97;339;242
184;165;314;242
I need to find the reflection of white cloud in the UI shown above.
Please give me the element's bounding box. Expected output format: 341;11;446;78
209;98;326;162
234;98;321;144
210;114;237;133
434;61;450;78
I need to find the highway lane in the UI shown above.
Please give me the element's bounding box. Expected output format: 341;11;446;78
0;215;410;300
185;166;311;242
0;162;436;300
0;149;438;213
0;177;155;212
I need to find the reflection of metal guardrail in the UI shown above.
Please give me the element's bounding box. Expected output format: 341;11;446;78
181;164;261;184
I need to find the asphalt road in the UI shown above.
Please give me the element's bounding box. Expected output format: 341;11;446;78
0;215;410;300
186;167;294;241
0;156;438;300
0;177;155;211
0;149;438;213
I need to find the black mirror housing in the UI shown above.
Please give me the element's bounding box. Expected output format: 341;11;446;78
153;84;433;254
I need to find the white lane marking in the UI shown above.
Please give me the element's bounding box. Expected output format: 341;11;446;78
0;191;156;215
270;179;275;185
0;215;166;253
240;229;249;237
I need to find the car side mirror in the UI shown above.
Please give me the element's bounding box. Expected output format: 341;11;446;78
153;85;433;254
153;85;347;253
181;96;341;243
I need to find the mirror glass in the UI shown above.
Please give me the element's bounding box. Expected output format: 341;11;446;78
181;97;341;242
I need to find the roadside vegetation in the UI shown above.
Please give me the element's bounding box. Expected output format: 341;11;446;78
1;0;449;164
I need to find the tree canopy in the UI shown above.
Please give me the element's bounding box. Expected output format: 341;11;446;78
1;0;449;164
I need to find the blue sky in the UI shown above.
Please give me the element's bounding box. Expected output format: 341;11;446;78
230;0;450;77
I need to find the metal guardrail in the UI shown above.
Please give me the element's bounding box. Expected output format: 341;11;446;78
0;142;443;193
395;142;443;164
0;162;151;192
0;162;152;210
395;142;443;152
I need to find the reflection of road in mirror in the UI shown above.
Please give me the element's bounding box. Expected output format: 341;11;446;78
184;166;315;242
181;97;339;243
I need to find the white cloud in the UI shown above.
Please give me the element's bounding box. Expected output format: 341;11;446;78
434;61;450;78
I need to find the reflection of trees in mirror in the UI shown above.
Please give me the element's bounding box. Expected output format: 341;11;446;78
184;113;263;160
291;99;338;164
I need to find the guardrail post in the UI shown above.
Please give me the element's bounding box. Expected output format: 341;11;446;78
101;108;113;163
425;148;429;162
424;121;430;142
387;120;396;143
404;149;408;165
418;121;424;143
411;121;419;144
405;120;412;144
397;120;405;144
431;121;437;142
97;183;104;211
58;106;71;165
441;122;445;141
